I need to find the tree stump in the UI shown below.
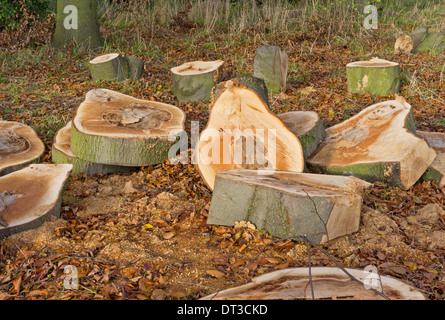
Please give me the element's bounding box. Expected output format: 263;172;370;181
307;97;437;189
207;169;371;244
52;121;137;176
89;53;144;82
277;111;326;159
394;26;429;54
170;60;224;102
52;0;103;51
253;45;288;94
70;89;185;166
0;121;45;177
346;57;400;96
0;164;72;238
196;77;304;190
416;131;445;186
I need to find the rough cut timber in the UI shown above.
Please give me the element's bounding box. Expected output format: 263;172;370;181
89;53;144;82
394;26;429;54
202;267;426;300
416;131;445;186
170;60;224;102
196;77;304;190
346;58;400;96
253;45;288;94
415;31;445;54
207;169;371;244
70;89;185;166
0;164;72;238
0;121;45;177
307;97;437;189
52;121;137;176
277;111;326;159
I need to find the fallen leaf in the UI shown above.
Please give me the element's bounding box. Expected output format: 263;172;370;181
206;270;225;278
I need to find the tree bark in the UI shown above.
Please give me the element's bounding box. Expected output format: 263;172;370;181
253;45;288;94
416;131;445;186
89;53;144;82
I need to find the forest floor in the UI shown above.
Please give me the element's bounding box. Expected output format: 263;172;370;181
0;6;445;301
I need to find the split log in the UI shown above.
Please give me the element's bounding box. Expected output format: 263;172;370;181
253;45;288;94
170;60;224;102
196;77;304;190
394;26;429;54
0;121;45;177
89;53;144;82
202;267;426;300
207;169;371;244
307;97;437;189
346;57;400;96
0;164;72;238
70;89;185;166
416;131;445;186
277;111;326;159
415;31;445;54
52;121;137;176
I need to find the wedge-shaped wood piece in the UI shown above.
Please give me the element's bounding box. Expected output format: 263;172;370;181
346;57;400;96
253;45;288;94
307;97;437;189
207;169;371;244
278;111;326;159
416;131;445;186
71;89;185;166
171;60;224;102
202;267;426;300
0;164;72;238
52;121;137;176
0;121;45;176
196;78;304;190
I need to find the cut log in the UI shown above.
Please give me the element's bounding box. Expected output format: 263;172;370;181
394;26;429;54
0;121;45;177
416;131;445;186
52;121;137;176
0;164;72;238
253;45;288;94
51;0;103;51
196;77;304;190
207;169;371;244
171;60;224;102
277;111;326;159
202;267;426;300
89;53;144;82
414;31;445;54
70;89;185;166
346;57;400;96
307;97;437;189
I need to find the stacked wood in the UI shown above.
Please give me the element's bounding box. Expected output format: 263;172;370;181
202;267;426;300
0;121;45;177
52;121;137;176
346;57;400;96
207;169;371;244
196;77;304;190
89;53;144;82
253;45;288;94
170;60;224;102
70;89;185;167
0;164;72;238
416;131;445;186
395;26;445;55
307;97;437;190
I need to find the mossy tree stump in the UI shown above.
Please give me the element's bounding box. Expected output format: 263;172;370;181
307;97;437;189
416;131;445;186
394;26;429;54
0;121;45;177
207;169;371;244
346;58;400;96
70;89;185;167
253;45;288;94
89;53;144;82
170;60;224;102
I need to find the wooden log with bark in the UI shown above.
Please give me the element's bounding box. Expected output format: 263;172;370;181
70;89;185;167
89;53;144;82
52;121;137;176
346;57;400;96
395;26;445;55
207;169;371;244
196;77;304;190
0;121;45;177
0;164;72;238
170;60;224;102
253;45;288;94
307;97;437;189
416;131;445;186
